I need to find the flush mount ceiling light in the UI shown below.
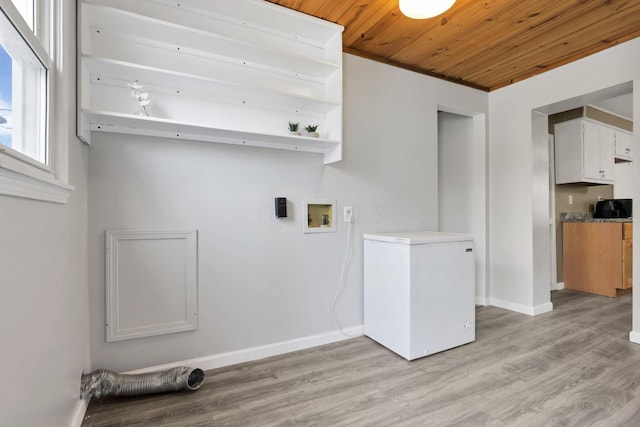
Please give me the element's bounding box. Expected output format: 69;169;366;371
399;0;456;19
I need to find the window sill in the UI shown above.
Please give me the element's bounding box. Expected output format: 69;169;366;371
0;149;74;204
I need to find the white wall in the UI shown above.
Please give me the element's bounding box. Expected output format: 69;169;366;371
86;53;488;372
438;113;474;233
0;149;88;427
0;2;90;424
634;79;640;343
488;37;640;321
438;112;488;304
531;110;552;310
2;6;638;423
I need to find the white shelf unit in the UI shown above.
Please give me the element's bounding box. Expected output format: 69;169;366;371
77;0;344;164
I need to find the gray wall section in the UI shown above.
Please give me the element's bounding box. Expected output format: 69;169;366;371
2;8;639;424
531;110;552;308
489;37;640;314
438;112;474;234
87;54;488;372
0;1;91;425
0;136;89;426
437;111;488;304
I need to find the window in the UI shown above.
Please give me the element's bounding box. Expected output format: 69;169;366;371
9;0;34;30
0;44;11;149
0;9;47;163
0;0;73;203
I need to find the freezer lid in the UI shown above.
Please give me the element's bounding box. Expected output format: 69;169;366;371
363;231;474;245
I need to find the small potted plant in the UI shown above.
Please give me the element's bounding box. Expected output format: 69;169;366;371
304;124;319;138
288;122;300;135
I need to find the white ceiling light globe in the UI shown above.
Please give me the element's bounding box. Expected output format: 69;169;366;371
399;0;457;19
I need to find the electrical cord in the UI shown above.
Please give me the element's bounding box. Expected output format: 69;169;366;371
331;217;360;338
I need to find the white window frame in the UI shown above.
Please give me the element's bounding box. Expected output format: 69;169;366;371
0;0;73;204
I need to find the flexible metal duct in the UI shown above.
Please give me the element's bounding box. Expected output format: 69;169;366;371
80;366;205;399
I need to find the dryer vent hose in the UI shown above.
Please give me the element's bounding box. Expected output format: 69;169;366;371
80;366;205;399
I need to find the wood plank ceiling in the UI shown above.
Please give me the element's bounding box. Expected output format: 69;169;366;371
266;0;640;91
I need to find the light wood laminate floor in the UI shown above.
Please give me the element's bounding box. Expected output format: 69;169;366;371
82;290;640;426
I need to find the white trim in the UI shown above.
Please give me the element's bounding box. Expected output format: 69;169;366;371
551;282;565;291
532;302;554;316
69;397;90;427
0;164;73;203
0;0;74;203
475;296;488;306
105;229;199;342
125;325;364;374
629;331;640;345
489;297;553;316
51;0;71;183
548;134;558;291
0;146;53;173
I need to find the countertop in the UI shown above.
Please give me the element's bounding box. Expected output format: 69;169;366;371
560;212;632;223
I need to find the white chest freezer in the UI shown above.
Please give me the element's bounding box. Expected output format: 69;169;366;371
363;231;475;360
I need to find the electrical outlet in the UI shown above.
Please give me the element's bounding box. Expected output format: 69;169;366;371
344;206;353;223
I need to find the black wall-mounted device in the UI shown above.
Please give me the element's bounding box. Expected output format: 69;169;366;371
275;197;287;218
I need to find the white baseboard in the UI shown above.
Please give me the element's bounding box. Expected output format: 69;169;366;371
489;297;553;316
532;302;554;316
69;397;90;427
475;296;488;306
125;325;364;374
551;282;565;291
630;331;640;345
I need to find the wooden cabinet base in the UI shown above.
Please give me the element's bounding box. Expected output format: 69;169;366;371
616;288;632;297
562;222;632;298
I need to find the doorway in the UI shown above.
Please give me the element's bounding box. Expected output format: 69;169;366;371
437;109;487;305
534;82;634;306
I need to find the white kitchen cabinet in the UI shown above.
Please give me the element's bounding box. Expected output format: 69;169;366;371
77;0;344;164
614;130;634;162
583;121;614;181
555;119;615;184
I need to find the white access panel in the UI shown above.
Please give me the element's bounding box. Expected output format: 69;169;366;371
105;229;198;342
364;232;475;360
